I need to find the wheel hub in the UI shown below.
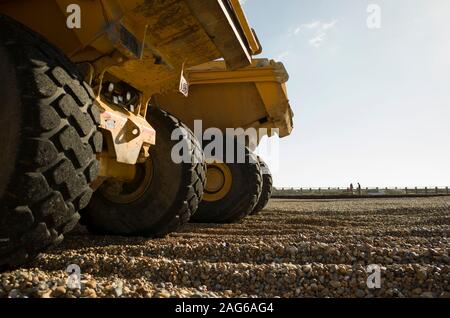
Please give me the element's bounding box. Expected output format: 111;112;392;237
100;156;154;204
203;162;232;202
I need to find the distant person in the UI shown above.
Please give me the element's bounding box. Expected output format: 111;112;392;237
350;183;354;194
357;183;362;196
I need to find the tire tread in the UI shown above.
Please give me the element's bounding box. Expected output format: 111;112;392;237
0;15;101;268
251;158;273;215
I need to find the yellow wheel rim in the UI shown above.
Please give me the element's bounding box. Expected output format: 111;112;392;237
100;157;153;204
203;162;232;202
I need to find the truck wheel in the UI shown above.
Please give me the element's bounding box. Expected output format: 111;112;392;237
0;15;102;268
251;157;273;215
191;142;262;224
81;107;206;237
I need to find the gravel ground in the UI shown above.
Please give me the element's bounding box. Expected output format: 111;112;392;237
1;197;449;298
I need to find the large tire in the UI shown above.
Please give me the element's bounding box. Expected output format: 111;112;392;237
191;141;262;224
81;107;206;237
0;15;102;268
251;157;273;215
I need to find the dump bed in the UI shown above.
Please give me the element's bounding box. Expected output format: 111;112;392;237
153;58;294;148
0;0;261;96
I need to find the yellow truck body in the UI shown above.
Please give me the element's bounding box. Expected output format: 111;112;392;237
153;58;294;150
0;0;260;97
0;0;293;165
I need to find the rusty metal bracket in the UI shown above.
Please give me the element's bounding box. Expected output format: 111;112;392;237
97;98;156;165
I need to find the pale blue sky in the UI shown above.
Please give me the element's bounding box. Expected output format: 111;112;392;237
243;0;450;188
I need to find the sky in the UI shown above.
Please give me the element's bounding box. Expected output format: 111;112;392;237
241;0;450;188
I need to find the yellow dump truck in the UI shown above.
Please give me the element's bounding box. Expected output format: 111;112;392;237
0;0;293;267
